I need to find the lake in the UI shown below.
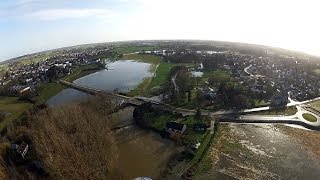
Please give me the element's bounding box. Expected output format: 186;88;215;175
47;60;153;106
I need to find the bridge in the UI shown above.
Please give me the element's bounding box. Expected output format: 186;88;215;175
58;80;320;130
58;80;198;115
58;80;144;106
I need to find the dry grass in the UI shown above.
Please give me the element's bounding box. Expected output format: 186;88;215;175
28;95;122;179
0;141;9;179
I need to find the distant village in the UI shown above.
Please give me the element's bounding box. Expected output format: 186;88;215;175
0;48;116;96
1;41;320;106
141;48;320;105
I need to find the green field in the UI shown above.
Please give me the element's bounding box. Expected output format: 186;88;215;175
124;54;174;96
254;99;270;107
114;46;155;54
302;113;317;122
197;70;231;85
123;54;161;64
0;96;33;131
36;82;66;102
63;64;102;82
191;132;213;163
249;106;297;116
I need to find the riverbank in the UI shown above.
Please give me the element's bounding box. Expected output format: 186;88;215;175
63;63;104;82
108;107;182;179
124;54;174;97
39;63;103;100
0;64;103;132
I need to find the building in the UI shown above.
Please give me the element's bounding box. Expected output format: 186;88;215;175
165;122;187;135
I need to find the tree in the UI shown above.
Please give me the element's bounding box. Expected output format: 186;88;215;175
195;107;202;122
187;89;192;103
133;102;153;128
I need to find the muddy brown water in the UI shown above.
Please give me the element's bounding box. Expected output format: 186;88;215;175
110;107;181;179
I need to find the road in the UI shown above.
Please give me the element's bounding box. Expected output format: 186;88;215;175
171;72;179;95
244;64;265;78
59;80;320;130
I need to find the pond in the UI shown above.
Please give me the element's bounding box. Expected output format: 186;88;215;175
47;60;153;106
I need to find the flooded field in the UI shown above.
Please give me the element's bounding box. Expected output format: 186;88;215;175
109;107;181;179
47;60;153;106
196;124;320;179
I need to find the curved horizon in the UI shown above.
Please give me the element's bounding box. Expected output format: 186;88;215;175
1;0;320;60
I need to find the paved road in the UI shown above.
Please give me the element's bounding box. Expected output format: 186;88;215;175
220;104;320;130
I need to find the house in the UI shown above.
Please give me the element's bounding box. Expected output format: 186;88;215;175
165;122;187;135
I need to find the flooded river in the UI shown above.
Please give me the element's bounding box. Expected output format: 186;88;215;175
47;60;179;179
47;60;153;106
109;107;180;179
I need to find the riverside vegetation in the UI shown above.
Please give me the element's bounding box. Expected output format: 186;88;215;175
0;95;122;179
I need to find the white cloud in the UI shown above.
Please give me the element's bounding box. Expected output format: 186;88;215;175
30;8;115;21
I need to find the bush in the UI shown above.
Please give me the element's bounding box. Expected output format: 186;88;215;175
28;96;121;179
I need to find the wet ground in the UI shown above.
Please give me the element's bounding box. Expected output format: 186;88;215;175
109;108;320;179
196;124;320;179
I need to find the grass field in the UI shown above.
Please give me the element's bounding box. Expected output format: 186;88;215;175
123;54;161;64
249;106;297;116
0;96;33;131
37;82;66;102
302;113;317;122
124;54;174;96
191;132;213;163
198;70;231;85
63;64;102;82
254;99;270;107
114;46;155;54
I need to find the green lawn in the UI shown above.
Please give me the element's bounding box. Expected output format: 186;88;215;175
147;61;173;89
254;99;270;107
249;106;297;116
36;82;66;102
148;113;173;131
0;96;33;131
198;70;231;86
302;113;317;122
123;54;161;64
114;46;155;54
181;116;199;127
63;64;102;82
126;54;174;96
191;132;213;163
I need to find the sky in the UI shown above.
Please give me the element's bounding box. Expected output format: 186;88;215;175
0;0;319;60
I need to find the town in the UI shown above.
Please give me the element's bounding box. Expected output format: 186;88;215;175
1;41;320;110
0;41;320;179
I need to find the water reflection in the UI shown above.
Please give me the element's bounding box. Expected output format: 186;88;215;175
47;60;153;106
